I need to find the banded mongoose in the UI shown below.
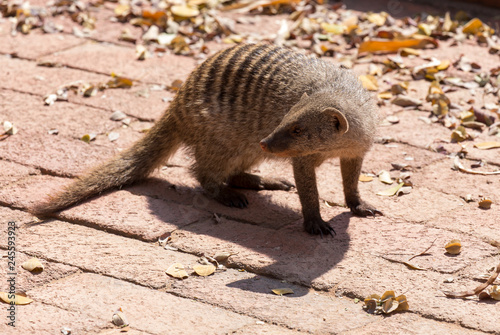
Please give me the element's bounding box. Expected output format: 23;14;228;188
32;42;382;236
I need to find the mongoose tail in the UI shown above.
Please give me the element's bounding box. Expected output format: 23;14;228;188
30;112;181;216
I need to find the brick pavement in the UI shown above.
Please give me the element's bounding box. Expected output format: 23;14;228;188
0;1;499;334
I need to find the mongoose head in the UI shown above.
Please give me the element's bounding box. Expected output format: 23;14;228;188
260;92;357;157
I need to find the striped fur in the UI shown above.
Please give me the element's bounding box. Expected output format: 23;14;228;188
32;43;380;235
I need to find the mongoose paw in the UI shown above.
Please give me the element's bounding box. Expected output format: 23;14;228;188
349;202;383;217
215;188;249;209
304;218;336;238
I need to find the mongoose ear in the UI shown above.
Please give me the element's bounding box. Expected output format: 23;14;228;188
322;108;349;135
300;92;309;100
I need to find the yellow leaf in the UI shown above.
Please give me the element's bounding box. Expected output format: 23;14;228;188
0;292;33;305
358;38;437;54
445;239;461;255
474;142;500;150
321;22;345;35
478;197;492;209
380;291;396;302
193;264;216;276
395;295;410;311
367;12;386;26
462;18;483;35
359;75;378;91
376;182;404;196
377;91;392;100
378;170;393;184
359;174;373;182
272;288;294;296
170;5;199;18
166;263;188;279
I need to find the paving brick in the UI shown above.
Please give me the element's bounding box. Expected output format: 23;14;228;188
39;41;197;85
412;158;499;203
0;29;85;59
0;89;117;138
0;131;115;176
16;219;200;289
0;252;80;293
0;206;35;234
342;313;489;335
168;268;376;333
0;301;110;335
27;272;273;334
0;159;39;188
0;56;172;121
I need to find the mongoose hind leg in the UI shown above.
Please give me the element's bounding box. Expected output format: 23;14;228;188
228;173;294;191
340;157;383;217
292;156;335;237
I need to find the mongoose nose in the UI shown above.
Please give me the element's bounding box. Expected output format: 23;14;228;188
259;140;268;152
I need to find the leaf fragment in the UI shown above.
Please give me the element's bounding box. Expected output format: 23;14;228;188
272;288;294;296
359;38;437;54
445;239;461;255
166;263;188;279
3;121;18;135
478;198;492;209
377;182;404;196
474;142;500;150
112;308;129;328
193;264;216;276
359;174;374;182
21;258;44;272
359;75;378;91
453;156;500;175
0;292;33;305
378;170;393;184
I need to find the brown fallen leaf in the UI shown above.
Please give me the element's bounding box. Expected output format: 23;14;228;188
478;198;492;209
193;264;216;276
443;263;500;298
358;37;438;54
453;156;500;175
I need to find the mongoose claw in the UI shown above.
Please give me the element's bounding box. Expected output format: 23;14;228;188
349;202;383;217
304;218;336;238
216;188;249;208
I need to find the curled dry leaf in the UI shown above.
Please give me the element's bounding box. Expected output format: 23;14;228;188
453;156;500;175
378;170;393;184
478;198;492;209
108;132;120;142
272;288;294;296
376;182;404;196
110;111;127;121
21;258;44;272
363;291;409;314
391;95;422;107
193;264;216;276
112;308;129;327
443;263;500;298
107;73;133;89
213;252;237;262
3;121;18;135
81;134;97;144
0;292;33;305
166;263;188;279
445;239;461;255
451;126;469;142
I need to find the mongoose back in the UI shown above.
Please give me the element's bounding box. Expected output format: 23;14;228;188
32;42;382;236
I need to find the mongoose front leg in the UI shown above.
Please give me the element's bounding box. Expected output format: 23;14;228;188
292;157;335;237
340;157;383;217
228;173;294;191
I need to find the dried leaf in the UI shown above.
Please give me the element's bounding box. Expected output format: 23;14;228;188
110;111;127;121
378;170;393;184
166;263;188;279
3;121;18;135
213;252;237;262
359;38;437;54
112;308;129;327
81;134;96;144
395;295;409;311
272;288;294;296
377;182;404;196
107;74;133;89
380;291;396;302
445;239;461;255
474;142;500;150
359;75;378;91
381;298;399;314
453;156;500;175
193;264;216;276
171;5;200;18
359;174;374;182
21;258;44;272
391;95;422;107
451;126;468;142
108;132;120;142
478;198;492;209
0;292;33;305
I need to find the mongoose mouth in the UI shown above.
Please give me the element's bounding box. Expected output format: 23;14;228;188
259;141;301;157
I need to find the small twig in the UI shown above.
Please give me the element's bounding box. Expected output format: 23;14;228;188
442;262;500;298
408;238;437;262
380;255;426;271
